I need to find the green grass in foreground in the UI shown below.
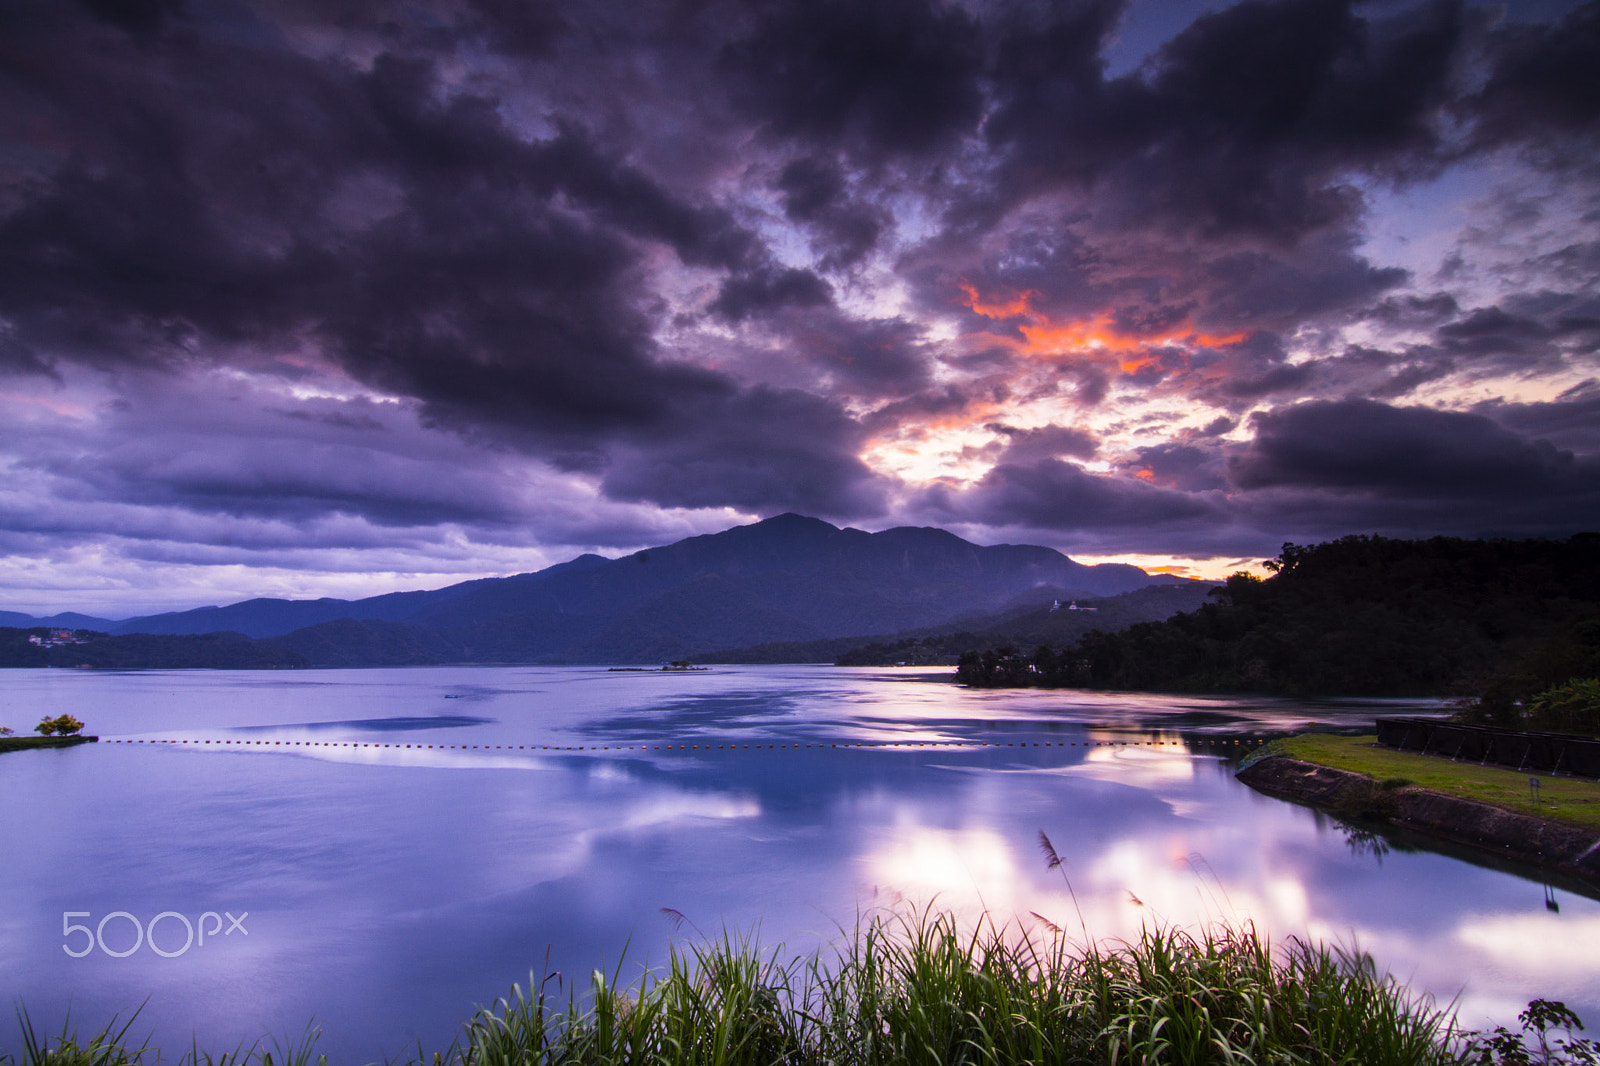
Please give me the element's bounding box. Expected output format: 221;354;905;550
1262;734;1600;832
11;906;1599;1066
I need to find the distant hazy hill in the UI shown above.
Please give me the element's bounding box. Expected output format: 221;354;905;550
5;514;1180;666
0;611;116;630
96;554;613;638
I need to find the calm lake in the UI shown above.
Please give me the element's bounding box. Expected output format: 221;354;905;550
2;665;1596;1061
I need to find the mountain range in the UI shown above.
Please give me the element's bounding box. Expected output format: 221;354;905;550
4;514;1188;665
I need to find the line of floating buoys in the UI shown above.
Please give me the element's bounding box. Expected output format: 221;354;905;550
104;736;1266;752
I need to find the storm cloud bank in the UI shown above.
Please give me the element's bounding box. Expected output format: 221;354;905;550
0;0;1596;611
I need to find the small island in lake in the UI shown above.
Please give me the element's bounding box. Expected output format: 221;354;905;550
0;713;98;754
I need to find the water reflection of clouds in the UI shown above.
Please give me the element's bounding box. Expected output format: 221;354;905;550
1274;904;1600;1031
230;715;496;733
3;665;1591;1061
1457;911;1600;976
1451;909;1600;1025
866;826;1028;916
612;792;762;829
850;809;1593;1038
1073;743;1196;786
844;739;1600;1040
580;691;818;740
855;821;1319;955
929;686;1447;733
128;736;569;771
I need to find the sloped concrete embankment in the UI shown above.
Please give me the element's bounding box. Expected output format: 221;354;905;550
1237;756;1600;886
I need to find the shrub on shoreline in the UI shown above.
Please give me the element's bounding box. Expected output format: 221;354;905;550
33;715;84;738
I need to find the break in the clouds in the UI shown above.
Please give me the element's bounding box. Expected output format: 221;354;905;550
0;0;1596;612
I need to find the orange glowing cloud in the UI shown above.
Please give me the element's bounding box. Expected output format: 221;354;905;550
957;281;1247;370
957;281;1038;319
857;395;1011;482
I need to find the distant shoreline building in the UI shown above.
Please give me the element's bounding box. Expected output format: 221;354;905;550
27;629;86;648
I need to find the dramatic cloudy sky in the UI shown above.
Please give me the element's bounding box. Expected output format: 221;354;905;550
1;0;1597;614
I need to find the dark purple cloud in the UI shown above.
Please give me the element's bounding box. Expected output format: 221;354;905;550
933;458;1224;537
1470;0;1600;152
599;386;889;516
775;156;891;269
0;0;1596;610
1127;442;1229;492
1473;384;1600;454
984;0;1467;241
902;392;1600;558
1201;398;1600;547
990;423;1100;463
719;0;985;160
1228;398;1587;497
710;265;834;322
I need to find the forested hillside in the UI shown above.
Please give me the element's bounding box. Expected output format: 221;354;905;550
684;584;1213;665
0;628;309;669
957;534;1600;699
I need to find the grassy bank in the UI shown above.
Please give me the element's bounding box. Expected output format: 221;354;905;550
13;907;1588;1066
1258;733;1600;832
0;735;95;755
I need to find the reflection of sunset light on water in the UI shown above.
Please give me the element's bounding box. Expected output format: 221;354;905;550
1455;911;1600;976
860;821;1600;1033
855;750;1600;1033
1074;740;1196;786
1451;910;1600;1023
866;826;1027;917
862;822;1327;950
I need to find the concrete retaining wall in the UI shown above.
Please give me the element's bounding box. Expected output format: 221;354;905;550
1237;755;1600;886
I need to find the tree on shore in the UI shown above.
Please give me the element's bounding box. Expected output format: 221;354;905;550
35;714;85;737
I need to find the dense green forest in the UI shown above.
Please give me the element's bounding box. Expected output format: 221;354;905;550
0;627;309;669
956;534;1600;701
